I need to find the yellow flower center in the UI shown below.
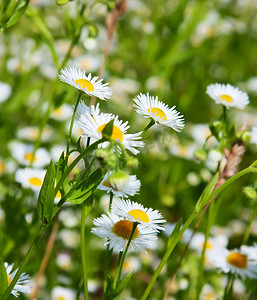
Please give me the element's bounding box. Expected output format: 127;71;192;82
24;152;37;162
97;124;124;142
57;297;66;300
226;252;247;269
103;180;111;188
75;79;94;91
7;274;11;285
128;209;149;223
0;161;5;173
201;241;213;250
220;94;232;103
112;220;139;240
28;177;43;186
147;107;167;121
53;107;63;116
56;190;62;198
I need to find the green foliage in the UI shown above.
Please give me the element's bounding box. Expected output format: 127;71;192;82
0;258;8;297
37;160;55;224
112;271;134;297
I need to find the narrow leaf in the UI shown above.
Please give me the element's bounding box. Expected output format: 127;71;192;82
113;271;134;297
5;0;29;28
195;172;219;212
37;160;55;224
168;218;183;248
0;258;8;296
102;119;114;139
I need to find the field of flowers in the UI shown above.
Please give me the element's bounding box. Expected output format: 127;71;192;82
1;0;257;299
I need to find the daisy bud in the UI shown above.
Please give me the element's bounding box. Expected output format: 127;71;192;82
126;157;139;168
194;149;207;162
241;131;251;143
242;186;257;201
56;0;68;5
95;149;116;168
209;121;223;139
107;170;130;192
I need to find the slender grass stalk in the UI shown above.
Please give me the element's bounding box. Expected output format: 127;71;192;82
222;273;234;300
242;205;257;245
81;201;92;300
109;191;114;212
114;222;139;289
2;224;46;300
66;91;83;161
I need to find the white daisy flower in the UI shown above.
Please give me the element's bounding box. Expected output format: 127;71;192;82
241;244;257;261
17;125;54;142
51;286;76;300
15;168;46;192
133;93;185;131
4;262;31;297
91;213;158;252
9;141;50;168
111;198;166;231
50;104;73;121
58;67;112;100
191;233;228;253
76;105;144;155
206;247;257;279
0;82;12;103
98;171;140;198
206;83;249;109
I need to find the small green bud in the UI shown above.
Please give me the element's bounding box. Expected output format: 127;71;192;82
107;170;130;191
106;154;116;169
95;149;109;162
209;121;223;139
241;131;251;143
56;0;69;5
126;157;139;168
194;149;207;162
242;186;257;200
88;25;98;38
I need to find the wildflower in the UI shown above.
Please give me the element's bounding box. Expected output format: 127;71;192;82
241;244;257;260
4;262;31;297
0;82;12;103
250;127;257;145
98;171;141;198
15;168;46;192
9;141;50;168
50;104;73;121
17;125;54;142
59;67;112;100
133;93;185;131
191;233;228;253
111;198;166;231
92;213;158;252
206;247;257;279
51;286;76;300
206;83;249;109
76;104;144;155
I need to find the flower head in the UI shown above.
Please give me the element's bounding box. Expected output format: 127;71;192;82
206;83;249;109
206;247;257;279
4;263;31;297
59;67;112;100
15;168;46;192
76;103;144;155
133;93;185;131
98;171;141;198
92;213;158;252
111;198;166;231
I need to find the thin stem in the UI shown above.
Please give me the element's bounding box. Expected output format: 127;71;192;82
243;205;257;245
112;251;123;292
142;119;155;135
109;191;114;212
30;220;59;299
81;202;92;300
114;222;138;289
66;91;83;161
2;224;46;300
222;273;234;300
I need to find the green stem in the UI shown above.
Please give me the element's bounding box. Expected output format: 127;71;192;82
114;222;138;289
112;251;123;293
2;224;46;300
142;119;155;134
66;91;83;161
140;162;257;300
109;191;114;212
81;202;92;300
243;205;257;245
222;273;234;300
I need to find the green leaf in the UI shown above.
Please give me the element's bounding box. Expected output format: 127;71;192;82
56;152;69;194
113;271;134;297
0;258;8;297
195;172;219;212
67;169;103;205
167;218;183;248
5;0;29;28
102;119;114;140
37;160;55;224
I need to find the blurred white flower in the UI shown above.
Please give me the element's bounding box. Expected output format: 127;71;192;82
0;82;12;103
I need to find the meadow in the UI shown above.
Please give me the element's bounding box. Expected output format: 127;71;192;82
1;0;257;299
